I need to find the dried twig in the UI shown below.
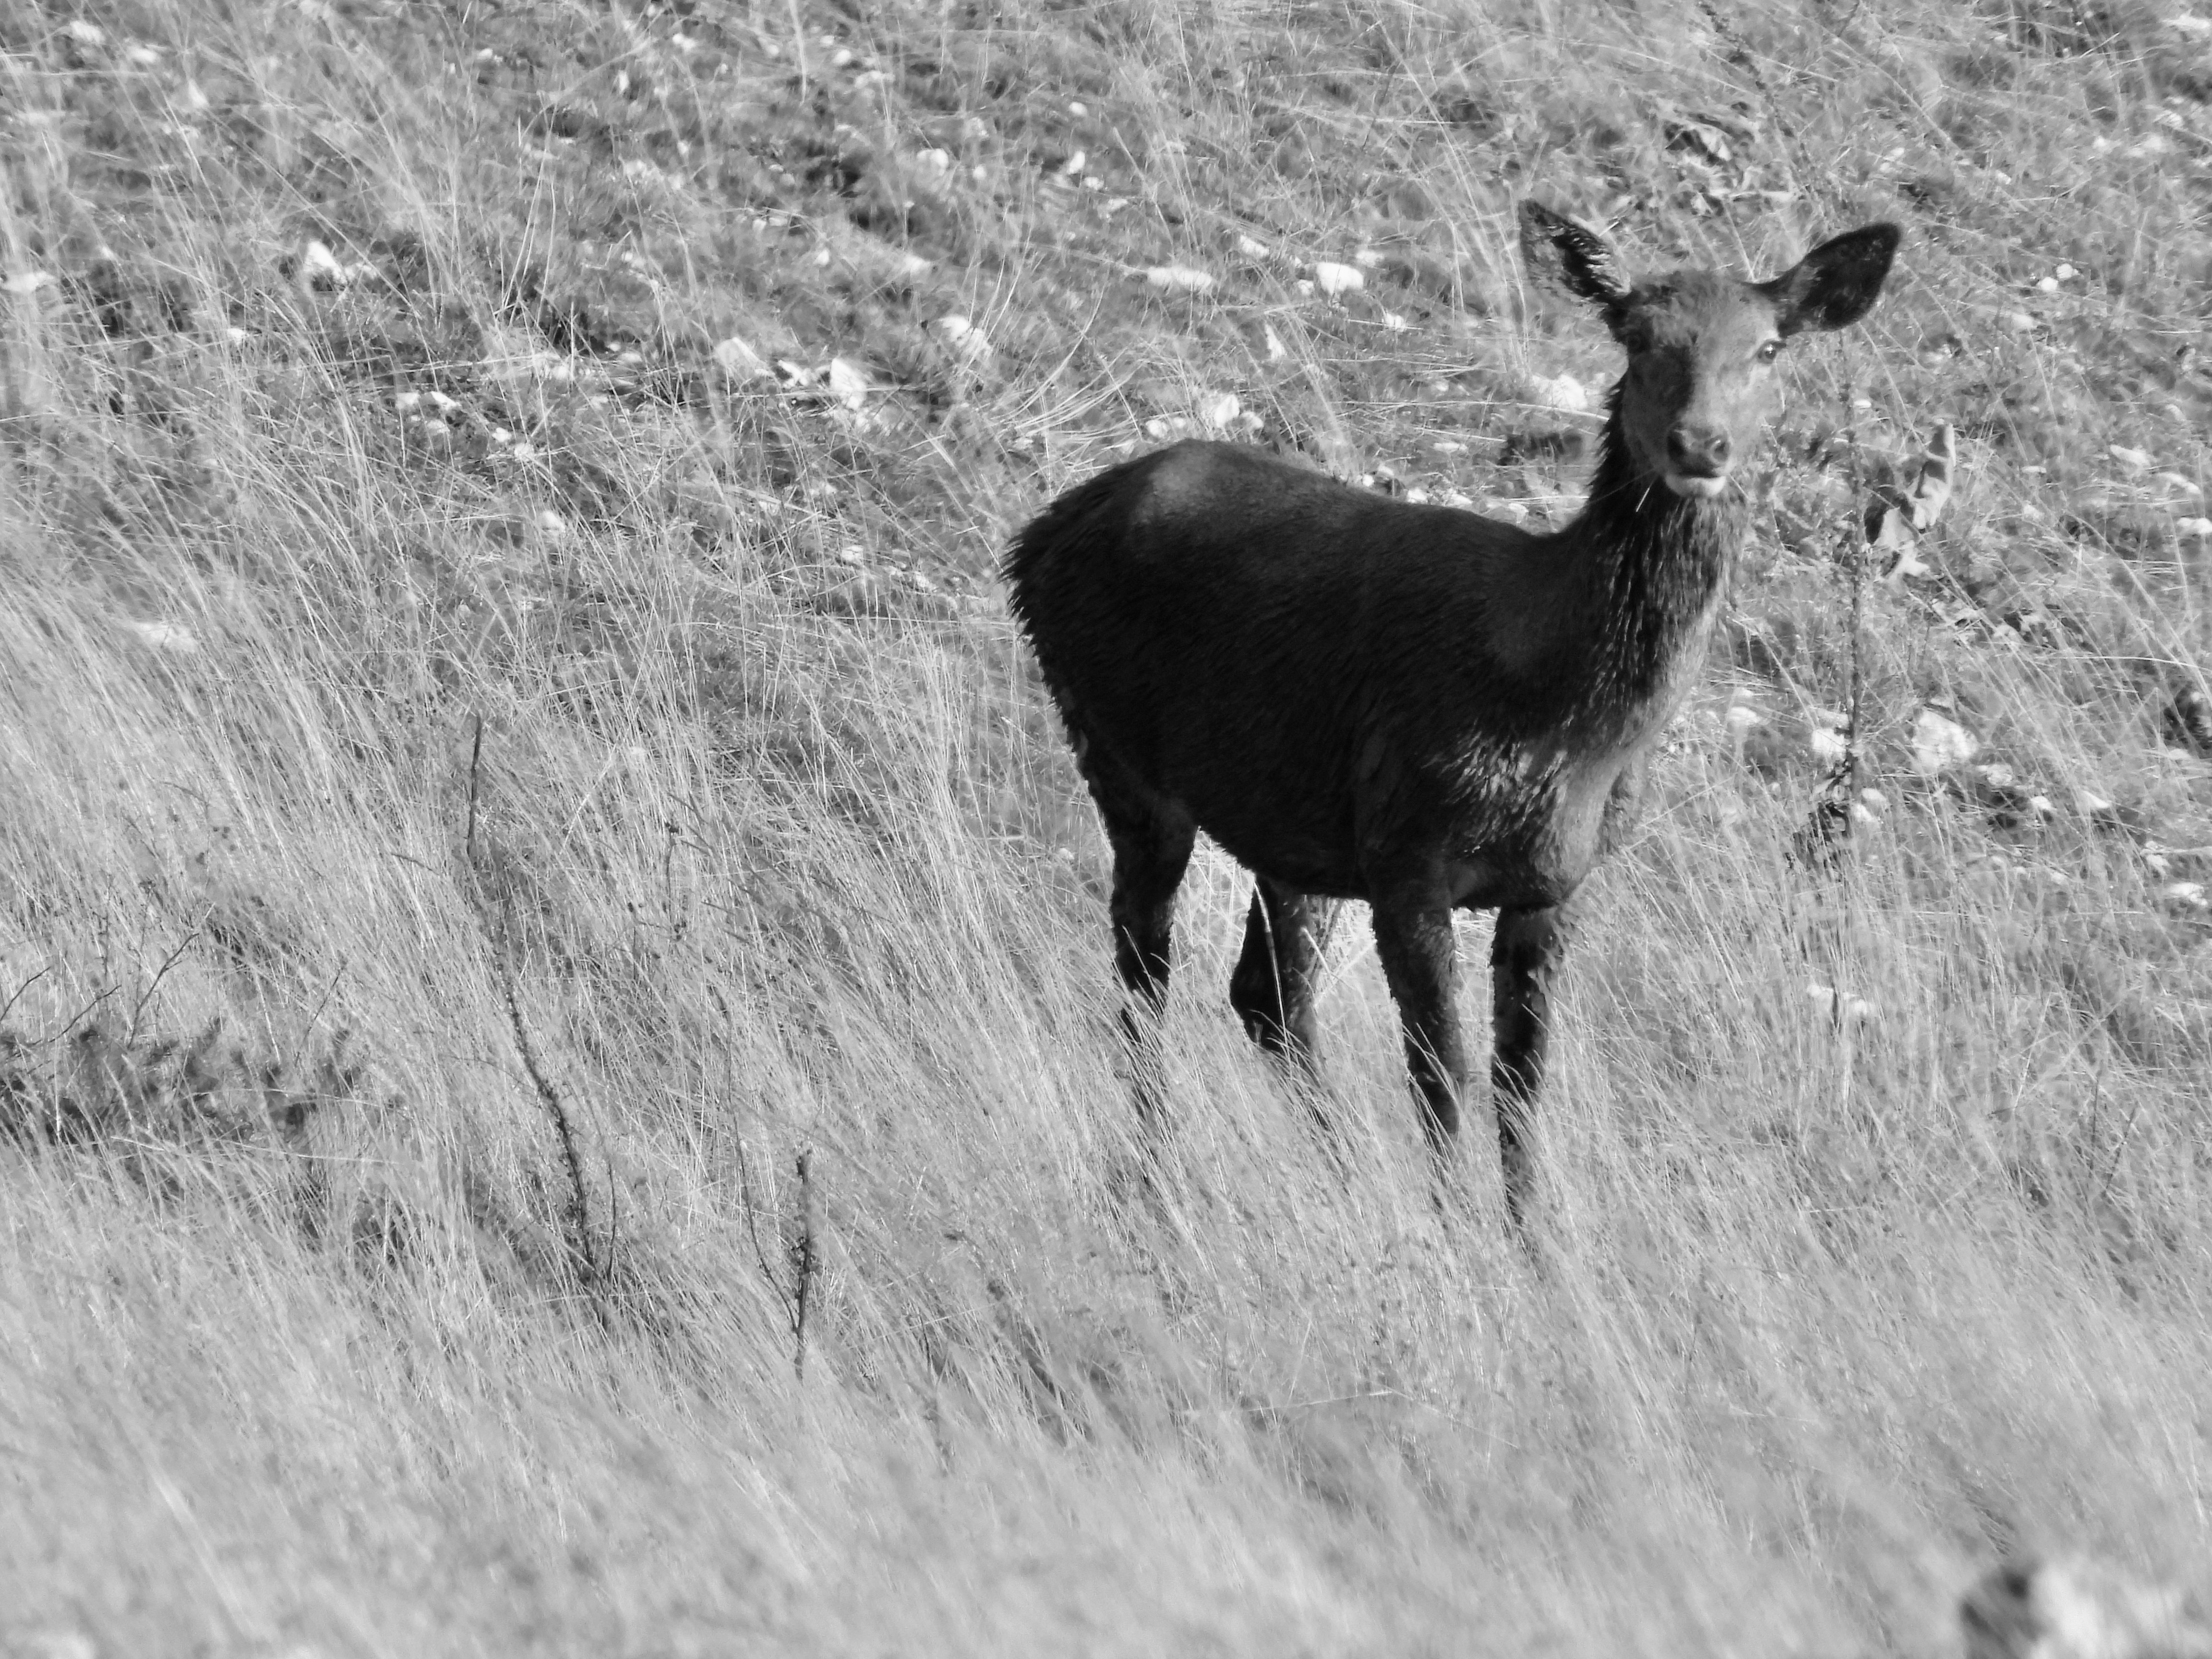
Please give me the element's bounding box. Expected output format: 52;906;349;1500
127;915;204;1044
464;712;485;866
501;961;596;1283
793;1149;821;1380
734;1134;798;1329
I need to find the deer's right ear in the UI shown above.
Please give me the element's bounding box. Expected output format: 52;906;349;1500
1519;202;1634;311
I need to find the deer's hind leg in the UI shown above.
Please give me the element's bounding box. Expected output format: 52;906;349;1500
1081;756;1196;1130
1228;879;1329;1070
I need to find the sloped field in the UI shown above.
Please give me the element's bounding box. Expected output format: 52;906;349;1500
5;0;2212;1651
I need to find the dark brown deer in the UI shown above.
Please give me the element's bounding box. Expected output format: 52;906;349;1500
1006;203;1899;1220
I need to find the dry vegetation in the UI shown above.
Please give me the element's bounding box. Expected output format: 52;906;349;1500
6;0;2212;1651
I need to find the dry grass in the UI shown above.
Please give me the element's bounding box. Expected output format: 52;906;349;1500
5;0;2212;1651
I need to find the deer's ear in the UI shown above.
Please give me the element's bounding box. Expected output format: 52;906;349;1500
1519;202;1634;311
1761;223;1900;336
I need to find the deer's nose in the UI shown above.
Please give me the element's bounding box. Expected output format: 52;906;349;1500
1666;423;1732;475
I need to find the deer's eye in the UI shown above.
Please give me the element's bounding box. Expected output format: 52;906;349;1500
1757;339;1783;364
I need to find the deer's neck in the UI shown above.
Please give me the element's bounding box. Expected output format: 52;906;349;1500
1554;388;1743;716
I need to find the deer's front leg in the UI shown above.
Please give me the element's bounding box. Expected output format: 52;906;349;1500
1490;902;1564;1224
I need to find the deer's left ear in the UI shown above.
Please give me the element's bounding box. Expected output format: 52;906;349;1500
1761;223;1900;336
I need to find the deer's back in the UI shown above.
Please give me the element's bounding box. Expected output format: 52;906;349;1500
1008;441;1615;897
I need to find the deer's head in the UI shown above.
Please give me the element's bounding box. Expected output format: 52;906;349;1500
1521;203;1900;501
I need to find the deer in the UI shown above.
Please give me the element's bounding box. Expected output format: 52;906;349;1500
1005;202;1899;1223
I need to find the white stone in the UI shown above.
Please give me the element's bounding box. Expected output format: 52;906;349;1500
1143;264;1215;294
712;335;770;381
1910;708;1978;776
1193;390;1240;429
826;356;872;408
123;619;198;653
1311;261;1364;297
1528;373;1590;413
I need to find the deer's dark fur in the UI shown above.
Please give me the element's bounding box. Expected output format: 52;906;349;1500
1006;203;1899;1220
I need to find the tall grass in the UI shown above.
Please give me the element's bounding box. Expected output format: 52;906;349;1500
4;0;2212;1650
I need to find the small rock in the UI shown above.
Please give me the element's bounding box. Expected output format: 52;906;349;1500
1806;984;1875;1026
2109;444;2154;476
1143;264;1215;294
2075;786;2115;817
712;335;771;381
2002;311;2037;333
930;314;992;362
1911;708;1978;776
1237;233;1271;259
2175;517;2212;541
1960;1553;2212;1659
826;356;871;408
1069;100;1088;117
1194;390;1240;429
2054;263;2078;280
2036;276;2059;293
1263;324;1288;362
811;571;891;616
535;510;569;539
1311;261;1364;297
1527;373;1590;413
122;619;199;653
1724;704;1766;739
2;270;53;296
65;19;105;47
2164;880;2208;911
296;240;349;293
2165;686;2212;756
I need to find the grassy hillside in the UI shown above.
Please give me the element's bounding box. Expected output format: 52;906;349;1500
5;0;2212;1651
